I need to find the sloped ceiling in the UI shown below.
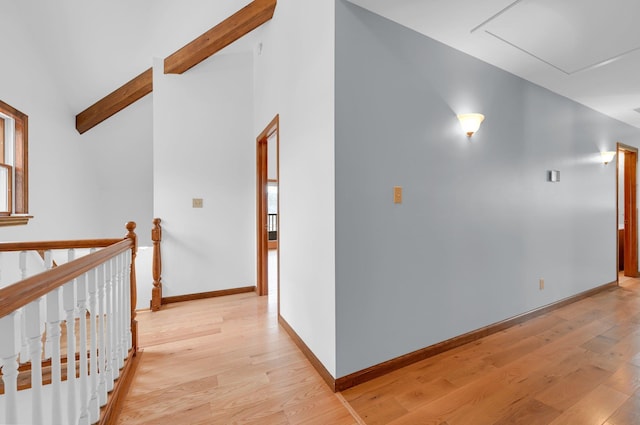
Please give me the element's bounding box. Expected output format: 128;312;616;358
12;0;640;130
347;0;640;129
13;0;255;113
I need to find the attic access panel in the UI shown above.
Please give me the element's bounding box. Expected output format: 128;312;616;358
478;0;640;74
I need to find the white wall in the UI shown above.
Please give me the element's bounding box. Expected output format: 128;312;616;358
1;2;262;309
267;133;278;180
253;0;337;376
0;4;152;244
153;53;255;298
136;246;153;310
79;94;155;246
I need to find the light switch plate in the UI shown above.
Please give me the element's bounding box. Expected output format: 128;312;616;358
394;186;402;204
192;198;203;208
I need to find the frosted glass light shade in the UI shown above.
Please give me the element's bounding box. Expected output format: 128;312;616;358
600;151;616;164
457;113;485;137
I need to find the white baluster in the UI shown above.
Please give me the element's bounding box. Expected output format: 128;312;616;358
19;251;27;280
87;260;100;423
19;251;30;362
114;255;123;370
105;258;115;389
43;251;55;360
121;253;127;360
77;272;90;425
25;298;44;424
46;282;63;425
125;250;132;351
64;248;77;424
0;312;21;424
96;263;107;406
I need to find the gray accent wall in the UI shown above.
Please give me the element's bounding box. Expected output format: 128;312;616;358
335;0;640;377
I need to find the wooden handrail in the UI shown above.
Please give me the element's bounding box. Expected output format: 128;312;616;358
0;239;132;321
151;218;162;311
0;238;122;252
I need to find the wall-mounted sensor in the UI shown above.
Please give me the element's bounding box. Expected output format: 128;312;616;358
547;170;560;182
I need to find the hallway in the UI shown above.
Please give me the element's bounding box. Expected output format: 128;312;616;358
117;274;640;424
116;288;359;424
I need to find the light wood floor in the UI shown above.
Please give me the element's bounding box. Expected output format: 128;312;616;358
118;273;640;425
343;274;640;424
116;291;360;425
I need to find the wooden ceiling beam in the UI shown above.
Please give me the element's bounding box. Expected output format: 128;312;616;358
76;0;276;134
76;68;153;134
164;0;277;75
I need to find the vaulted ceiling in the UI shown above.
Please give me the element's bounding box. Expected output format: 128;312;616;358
348;0;640;129
10;0;640;130
11;0;256;114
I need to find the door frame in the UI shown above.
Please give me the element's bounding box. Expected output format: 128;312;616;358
256;115;280;297
617;143;638;278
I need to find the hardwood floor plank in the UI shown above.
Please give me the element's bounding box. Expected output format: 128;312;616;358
483;335;548;368
601;323;639;342
605;390;640;425
548;384;627;425
356;397;409;425
394;377;458;411
535;364;613;411
604;363;640;396
581;335;619;354
284;393;359;424
492;398;562;425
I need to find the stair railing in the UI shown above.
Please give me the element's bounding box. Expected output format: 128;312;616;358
0;222;138;425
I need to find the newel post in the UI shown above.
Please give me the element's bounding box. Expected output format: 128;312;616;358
126;221;139;353
151;218;162;312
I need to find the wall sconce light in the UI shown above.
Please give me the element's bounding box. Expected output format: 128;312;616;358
457;113;485;137
600;151;616;165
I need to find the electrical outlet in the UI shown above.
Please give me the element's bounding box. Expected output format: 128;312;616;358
539;278;545;290
192;198;203;208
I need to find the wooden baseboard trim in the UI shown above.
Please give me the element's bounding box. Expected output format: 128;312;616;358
278;315;336;392
100;348;143;425
334;280;617;391
161;286;256;305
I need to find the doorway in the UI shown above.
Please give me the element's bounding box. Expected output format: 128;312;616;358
617;143;638;278
256;115;280;299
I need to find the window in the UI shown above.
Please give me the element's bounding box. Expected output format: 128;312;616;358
267;181;278;242
0;100;29;226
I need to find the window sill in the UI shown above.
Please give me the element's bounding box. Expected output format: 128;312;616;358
0;215;33;227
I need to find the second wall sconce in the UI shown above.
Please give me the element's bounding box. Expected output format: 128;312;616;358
600;151;616;165
457;113;485;137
